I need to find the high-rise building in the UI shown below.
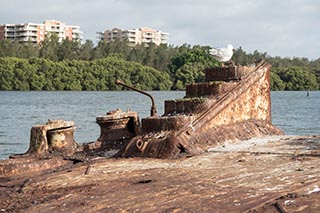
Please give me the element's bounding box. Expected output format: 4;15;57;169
97;27;169;46
0;20;83;44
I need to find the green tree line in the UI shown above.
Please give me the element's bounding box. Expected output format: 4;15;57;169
233;48;320;90
0;56;171;91
0;35;319;91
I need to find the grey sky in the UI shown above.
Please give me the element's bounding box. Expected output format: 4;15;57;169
1;0;320;59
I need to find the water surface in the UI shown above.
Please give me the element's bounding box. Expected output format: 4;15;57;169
0;91;319;159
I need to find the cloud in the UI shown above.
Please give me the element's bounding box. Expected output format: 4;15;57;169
1;0;320;59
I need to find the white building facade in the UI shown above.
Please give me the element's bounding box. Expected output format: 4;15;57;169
0;20;83;44
97;27;169;46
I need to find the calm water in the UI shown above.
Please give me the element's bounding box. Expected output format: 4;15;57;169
0;91;319;159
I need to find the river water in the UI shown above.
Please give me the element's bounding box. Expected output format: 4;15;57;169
0;91;319;159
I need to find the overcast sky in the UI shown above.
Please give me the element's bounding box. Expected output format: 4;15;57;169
1;0;320;59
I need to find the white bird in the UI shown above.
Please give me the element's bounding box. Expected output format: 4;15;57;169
209;44;234;63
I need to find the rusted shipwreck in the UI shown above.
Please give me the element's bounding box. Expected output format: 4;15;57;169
1;61;283;175
104;61;284;158
3;62;320;212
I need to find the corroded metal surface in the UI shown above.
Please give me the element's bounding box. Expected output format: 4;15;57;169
0;62;283;176
115;79;158;117
47;127;77;154
204;65;255;82
185;81;238;98
164;98;209;115
117;62;283;158
0;156;73;176
0;120;78;177
1;136;319;212
21;120;77;156
1;62;317;211
141;115;193;132
96;109;139;150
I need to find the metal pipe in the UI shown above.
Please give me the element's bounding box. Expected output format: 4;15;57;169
115;79;158;117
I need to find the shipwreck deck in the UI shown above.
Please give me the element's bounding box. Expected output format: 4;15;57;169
1;135;320;212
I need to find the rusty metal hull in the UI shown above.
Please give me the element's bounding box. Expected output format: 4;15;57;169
116;62;283;158
1;135;320;212
1;62;283;177
23;120;77;156
1;62;319;212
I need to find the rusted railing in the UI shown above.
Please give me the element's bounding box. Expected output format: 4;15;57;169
115;79;158;117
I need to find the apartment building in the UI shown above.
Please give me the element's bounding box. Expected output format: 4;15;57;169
0;20;83;44
97;27;169;46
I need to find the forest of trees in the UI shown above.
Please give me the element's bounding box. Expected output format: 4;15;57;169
233;47;320;91
0;34;319;91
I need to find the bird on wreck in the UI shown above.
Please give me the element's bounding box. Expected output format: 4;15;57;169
209;44;235;66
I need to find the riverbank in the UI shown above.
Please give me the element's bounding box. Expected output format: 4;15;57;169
1;135;319;212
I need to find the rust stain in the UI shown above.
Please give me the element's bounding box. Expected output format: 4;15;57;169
1;136;320;212
117;61;283;158
4;61;316;212
1;62;285;176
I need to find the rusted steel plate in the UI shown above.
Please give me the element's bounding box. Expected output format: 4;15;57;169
1;136;319;212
